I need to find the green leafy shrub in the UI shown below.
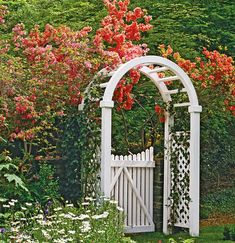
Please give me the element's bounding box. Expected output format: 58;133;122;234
0;150;29;202
27;163;60;205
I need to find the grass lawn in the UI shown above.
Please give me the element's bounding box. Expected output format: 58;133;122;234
130;225;235;242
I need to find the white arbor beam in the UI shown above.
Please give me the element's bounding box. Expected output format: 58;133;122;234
148;66;169;73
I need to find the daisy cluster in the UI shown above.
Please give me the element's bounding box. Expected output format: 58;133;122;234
0;197;134;242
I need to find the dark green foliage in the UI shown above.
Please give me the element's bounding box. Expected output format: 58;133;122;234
201;188;235;219
223;226;235;241
132;0;235;58
1;0;234;58
57;114;83;201
0;0;106;33
57;85;102;200
198;88;235;193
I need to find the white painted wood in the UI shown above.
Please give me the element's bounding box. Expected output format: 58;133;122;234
158;76;179;83
119;169;124;210
110;148;155;232
149;147;154;219
145;149;150;221
124;225;155;234
100;107;113;197
114;167;119;203
123;167;154;225
100;55;202;236
150;147;154;161
174;102;191;108
111;166;115;198
141;151;146;225
102;56;200;106
100;82;108;88
164;88;187;95
124;164;128;225
189;110;201;236
140;66;171;103
136;165;141;226
133;154;137;226
111;160;155;167
109;166;123;194
148;66;169;74
163;112;174;235
150;163;153;219
128;155;133;226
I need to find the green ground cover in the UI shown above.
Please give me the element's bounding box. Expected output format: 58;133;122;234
130;225;235;243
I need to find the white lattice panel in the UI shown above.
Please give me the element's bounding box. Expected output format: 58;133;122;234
170;132;190;228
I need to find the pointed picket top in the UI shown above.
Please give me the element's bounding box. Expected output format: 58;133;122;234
141;151;145;161
149;147;154;161
145;148;150;161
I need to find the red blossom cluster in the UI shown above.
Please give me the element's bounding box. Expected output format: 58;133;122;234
154;104;165;123
8;96;38;141
159;45;235;115
113;69;141;110
0;114;6;128
95;0;152;110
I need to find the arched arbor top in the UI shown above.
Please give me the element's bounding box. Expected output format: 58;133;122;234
100;55;202;113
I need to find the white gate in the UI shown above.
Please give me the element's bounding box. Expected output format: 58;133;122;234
110;147;155;233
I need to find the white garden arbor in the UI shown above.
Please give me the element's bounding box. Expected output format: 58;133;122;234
99;55;202;236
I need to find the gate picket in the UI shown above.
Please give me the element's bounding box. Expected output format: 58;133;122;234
128;155;133;226
133;154;137;226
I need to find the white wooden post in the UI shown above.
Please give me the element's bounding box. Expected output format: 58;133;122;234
163;111;174;235
188;105;202;237
100;100;114;197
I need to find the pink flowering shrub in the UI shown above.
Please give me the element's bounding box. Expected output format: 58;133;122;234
0;0;152;150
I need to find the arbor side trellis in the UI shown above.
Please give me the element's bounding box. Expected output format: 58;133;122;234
99;56;202;236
